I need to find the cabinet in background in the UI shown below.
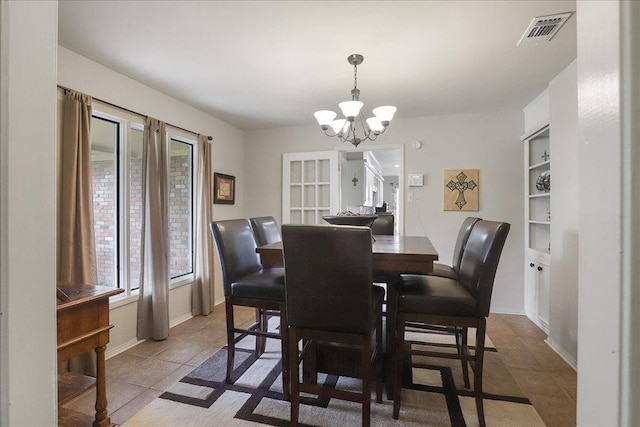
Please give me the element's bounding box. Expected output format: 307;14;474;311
522;125;551;333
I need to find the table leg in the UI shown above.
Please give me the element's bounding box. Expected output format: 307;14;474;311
93;345;111;427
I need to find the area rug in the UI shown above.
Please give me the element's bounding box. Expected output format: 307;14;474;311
123;319;545;427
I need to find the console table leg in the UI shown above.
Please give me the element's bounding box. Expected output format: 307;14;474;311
93;345;111;427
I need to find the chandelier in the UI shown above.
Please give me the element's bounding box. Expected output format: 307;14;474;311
314;54;396;147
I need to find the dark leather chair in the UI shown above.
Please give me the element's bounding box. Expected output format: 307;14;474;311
370;213;394;235
430;217;481;279
392;220;510;427
209;219;289;399
282;224;384;427
249;216;282;246
420;217;481;382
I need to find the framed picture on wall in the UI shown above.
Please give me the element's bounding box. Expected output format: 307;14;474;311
214;172;235;204
444;169;479;211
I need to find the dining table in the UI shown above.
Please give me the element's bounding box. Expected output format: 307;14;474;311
256;233;439;393
256;234;439;275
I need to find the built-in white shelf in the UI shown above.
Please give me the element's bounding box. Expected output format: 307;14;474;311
529;160;550;170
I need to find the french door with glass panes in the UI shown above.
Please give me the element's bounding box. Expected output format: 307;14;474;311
282;151;339;225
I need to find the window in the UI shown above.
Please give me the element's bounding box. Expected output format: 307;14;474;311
90;107;196;297
91;116;120;288
168;137;194;279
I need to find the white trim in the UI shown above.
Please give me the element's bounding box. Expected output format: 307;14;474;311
546;337;577;371
520;123;550;142
105;338;143;360
170;312;194;329
105;313;193;360
109;293;138;310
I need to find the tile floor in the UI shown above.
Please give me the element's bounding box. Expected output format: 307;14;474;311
62;307;577;426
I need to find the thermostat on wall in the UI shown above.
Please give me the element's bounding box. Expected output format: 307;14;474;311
408;174;423;187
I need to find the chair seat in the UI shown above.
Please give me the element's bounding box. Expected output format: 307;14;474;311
231;267;285;300
398;274;476;316
430;262;458;279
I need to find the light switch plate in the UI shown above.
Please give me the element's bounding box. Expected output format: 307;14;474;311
408;173;423;187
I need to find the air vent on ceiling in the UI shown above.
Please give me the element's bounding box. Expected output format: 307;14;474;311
517;12;573;46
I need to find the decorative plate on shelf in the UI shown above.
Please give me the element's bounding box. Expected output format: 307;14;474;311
536;171;550;193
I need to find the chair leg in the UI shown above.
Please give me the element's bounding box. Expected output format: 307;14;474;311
255;308;266;355
280;307;290;400
306;340;318;385
375;312;383;404
392;312;404;419
288;328;300;426
474;320;487;427
263;309;270;354
458;327;470;388
225;299;235;384
361;340;372;427
385;274;401;401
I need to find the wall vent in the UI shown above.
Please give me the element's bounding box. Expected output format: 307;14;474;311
517;12;573;46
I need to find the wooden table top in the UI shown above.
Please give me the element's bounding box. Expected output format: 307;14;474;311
56;283;123;310
257;234;439;275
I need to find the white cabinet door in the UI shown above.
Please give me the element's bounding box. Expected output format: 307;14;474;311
537;260;551;327
525;251;550;333
282;151;339;225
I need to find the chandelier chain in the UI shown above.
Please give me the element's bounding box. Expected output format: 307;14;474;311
353;64;358;90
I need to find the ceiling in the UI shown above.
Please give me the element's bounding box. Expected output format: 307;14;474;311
58;1;576;132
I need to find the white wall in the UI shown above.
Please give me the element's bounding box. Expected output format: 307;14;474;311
548;60;579;366
245;110;525;314
576;1;640;425
523;89;550;135
0;1;58;425
341;158;365;209
57;47;246;350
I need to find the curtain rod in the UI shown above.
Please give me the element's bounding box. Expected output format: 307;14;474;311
57;84;213;141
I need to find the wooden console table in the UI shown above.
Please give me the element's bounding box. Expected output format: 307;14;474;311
57;284;123;427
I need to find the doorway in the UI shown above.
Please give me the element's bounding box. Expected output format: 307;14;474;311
337;144;404;235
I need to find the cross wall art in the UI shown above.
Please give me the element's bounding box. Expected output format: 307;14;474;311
444;169;479;211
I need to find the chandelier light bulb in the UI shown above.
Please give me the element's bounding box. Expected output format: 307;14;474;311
366;117;384;133
330;119;348;134
338;101;364;120
372;106;397;125
314;110;337;128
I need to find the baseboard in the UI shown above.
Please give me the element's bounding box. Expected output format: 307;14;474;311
106;313;194;360
490;309;527;316
106;338;143;360
170;312;193;328
545;336;577;371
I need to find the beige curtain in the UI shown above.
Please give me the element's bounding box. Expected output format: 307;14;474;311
192;135;214;315
59;90;97;376
59;91;98;285
137;117;170;340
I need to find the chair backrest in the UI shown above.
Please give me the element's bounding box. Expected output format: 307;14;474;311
210;219;263;297
282;224;373;336
451;217;482;273
457;220;510;317
371;213;394;235
249;216;282;246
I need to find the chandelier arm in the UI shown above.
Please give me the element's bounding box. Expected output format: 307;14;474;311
322;128;340;138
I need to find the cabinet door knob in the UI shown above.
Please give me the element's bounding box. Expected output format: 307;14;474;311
537;266;543;271
529;263;535;268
